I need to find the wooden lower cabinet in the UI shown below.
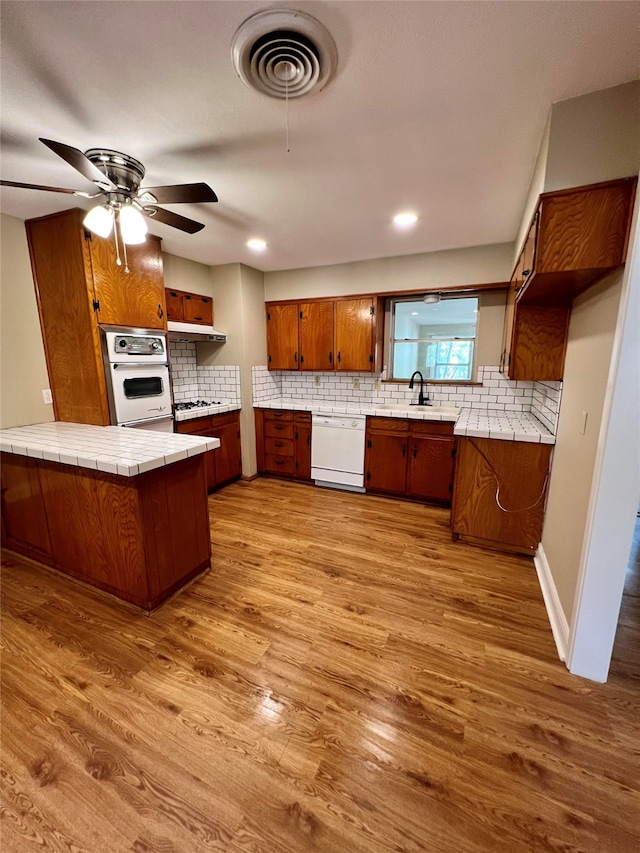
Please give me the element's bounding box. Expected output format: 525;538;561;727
365;417;456;504
451;437;553;554
0;452;211;611
255;409;312;480
175;410;242;491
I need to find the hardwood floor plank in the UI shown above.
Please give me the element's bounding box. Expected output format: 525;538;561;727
2;477;638;852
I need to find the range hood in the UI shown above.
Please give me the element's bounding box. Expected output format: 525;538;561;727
167;320;226;343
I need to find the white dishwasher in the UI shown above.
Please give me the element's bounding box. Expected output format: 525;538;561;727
311;413;366;492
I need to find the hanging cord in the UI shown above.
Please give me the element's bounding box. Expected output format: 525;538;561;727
468;438;549;514
285;76;290;153
121;226;130;274
113;211;122;267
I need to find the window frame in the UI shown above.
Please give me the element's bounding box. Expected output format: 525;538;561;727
387;293;480;383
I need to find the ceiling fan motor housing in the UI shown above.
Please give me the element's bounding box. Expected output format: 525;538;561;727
84;148;146;194
231;9;337;99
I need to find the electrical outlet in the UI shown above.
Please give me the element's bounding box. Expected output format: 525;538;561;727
352;378;360;390
314;375;321;386
374;379;382;391
42;389;53;405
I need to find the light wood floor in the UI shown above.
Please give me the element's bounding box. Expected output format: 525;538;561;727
1;478;638;852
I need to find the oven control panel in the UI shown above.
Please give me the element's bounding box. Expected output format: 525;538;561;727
104;331;168;363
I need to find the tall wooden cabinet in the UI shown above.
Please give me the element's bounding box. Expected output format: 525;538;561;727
26;208;166;425
266;296;384;372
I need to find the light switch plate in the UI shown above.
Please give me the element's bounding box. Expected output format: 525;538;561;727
42;389;53;405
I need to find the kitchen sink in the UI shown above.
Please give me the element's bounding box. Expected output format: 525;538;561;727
378;404;460;415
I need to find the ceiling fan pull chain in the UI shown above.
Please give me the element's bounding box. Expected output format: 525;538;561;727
114;212;122;267
122;233;130;274
285;78;290;153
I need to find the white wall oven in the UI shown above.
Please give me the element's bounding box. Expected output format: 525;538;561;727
102;329;174;432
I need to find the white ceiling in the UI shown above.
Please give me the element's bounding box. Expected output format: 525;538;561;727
1;1;638;272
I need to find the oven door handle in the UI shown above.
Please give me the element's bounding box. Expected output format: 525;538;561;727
112;362;170;369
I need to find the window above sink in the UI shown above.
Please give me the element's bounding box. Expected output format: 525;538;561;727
388;295;479;382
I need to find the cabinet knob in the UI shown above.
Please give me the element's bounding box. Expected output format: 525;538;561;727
158;303;164;319
522;269;531;277
337;351;341;363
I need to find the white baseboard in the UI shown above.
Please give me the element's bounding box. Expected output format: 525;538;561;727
534;544;570;662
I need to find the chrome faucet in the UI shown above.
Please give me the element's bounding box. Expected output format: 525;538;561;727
409;370;430;406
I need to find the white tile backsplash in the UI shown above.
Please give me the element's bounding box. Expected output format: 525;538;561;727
251;365;563;436
169;342;241;405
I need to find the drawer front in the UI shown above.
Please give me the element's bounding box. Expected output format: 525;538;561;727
265;453;296;475
410;420;455;437
175;417;214;434
210;411;240;430
264;410;294;423
367;417;409;433
294;412;312;424
265;421;294;439
265;436;294;457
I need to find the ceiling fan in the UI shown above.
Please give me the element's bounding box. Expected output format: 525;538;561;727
1;137;218;238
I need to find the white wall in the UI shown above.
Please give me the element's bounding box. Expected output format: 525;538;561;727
163;252;212;297
0;214;54;428
544;81;640;192
203;263;266;476
541;272;623;617
264;242;513;301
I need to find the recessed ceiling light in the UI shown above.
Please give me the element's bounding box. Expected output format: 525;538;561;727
393;212;418;227
247;238;267;251
411;312;419;316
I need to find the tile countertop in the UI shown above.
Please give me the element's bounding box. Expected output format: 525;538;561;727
173;403;241;422
254;399;556;443
0;422;220;477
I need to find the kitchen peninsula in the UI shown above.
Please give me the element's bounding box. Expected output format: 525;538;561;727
0;422;219;611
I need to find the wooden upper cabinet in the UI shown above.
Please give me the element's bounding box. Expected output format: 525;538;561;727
335;297;376;372
165;289;185;321
266;303;299;370
89;233;166;329
517;177;637;304
299;301;334;370
182;293;213;325
265;295;383;372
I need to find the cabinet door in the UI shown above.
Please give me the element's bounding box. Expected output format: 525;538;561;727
295;424;312;479
266;304;299;370
452;437;552;552
365;433;408;493
407;436;455;502
510;304;570;381
335;298;375;372
0;454;51;558
90;234;166;329
174;419;217;490
299;302;334;370
183;293;213;325
501;257;521;377
165;289;185;321
214;419;242;485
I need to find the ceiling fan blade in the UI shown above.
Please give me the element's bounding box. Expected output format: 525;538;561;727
39;138;117;191
139;182;218;205
143;206;205;234
1;179;95;197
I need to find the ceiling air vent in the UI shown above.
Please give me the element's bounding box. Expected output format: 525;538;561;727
231;9;337;99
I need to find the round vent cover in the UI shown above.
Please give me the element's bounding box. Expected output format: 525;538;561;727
231;9;337;99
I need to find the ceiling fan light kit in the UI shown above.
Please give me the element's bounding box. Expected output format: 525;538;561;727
2;137;218;272
231;9;337;99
